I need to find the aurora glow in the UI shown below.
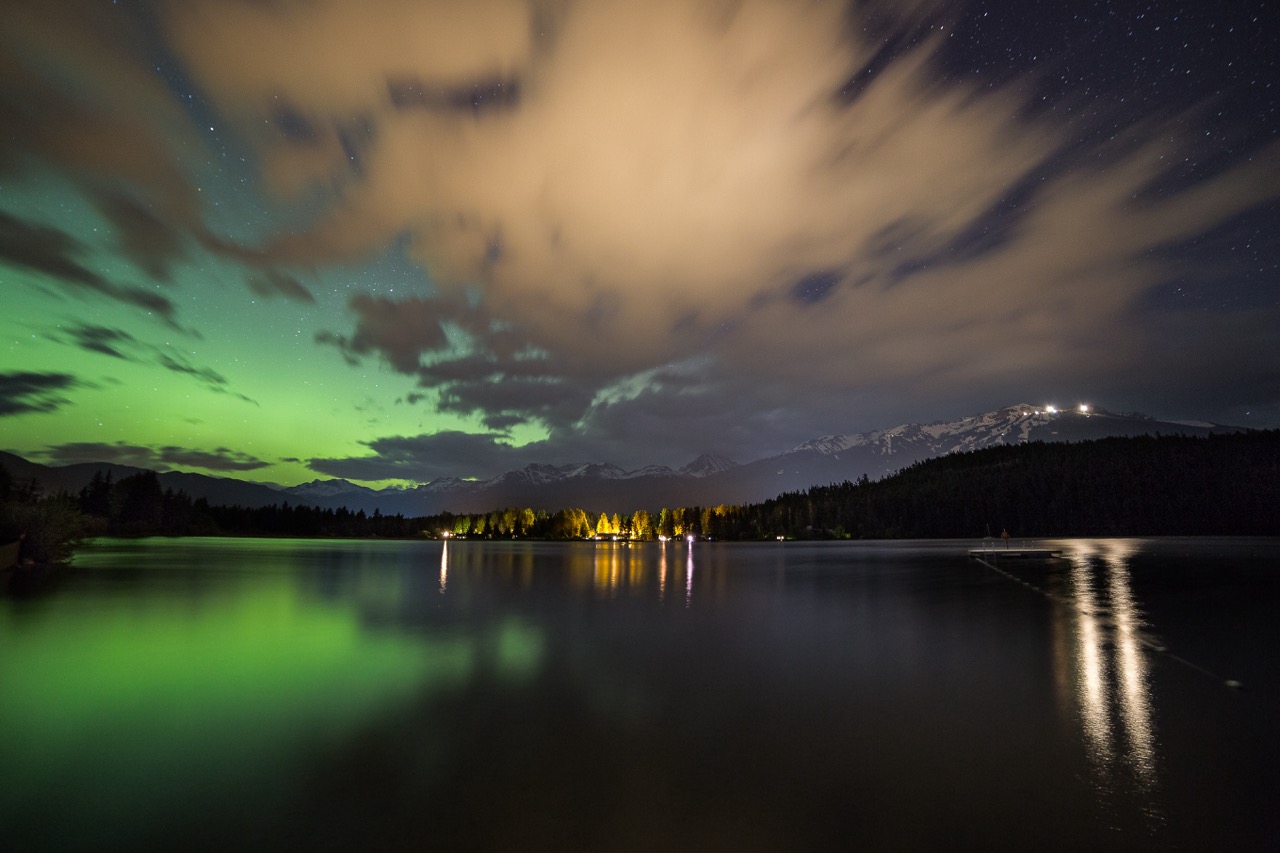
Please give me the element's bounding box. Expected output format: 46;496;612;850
2;0;1277;487
0;537;545;848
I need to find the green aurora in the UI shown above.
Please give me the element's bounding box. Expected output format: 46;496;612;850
2;177;543;487
3;1;1278;489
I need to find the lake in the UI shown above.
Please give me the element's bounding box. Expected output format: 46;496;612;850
2;537;1277;851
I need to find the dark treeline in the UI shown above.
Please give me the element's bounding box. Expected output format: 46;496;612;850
423;431;1280;540
0;464;86;564
75;469;428;539
0;468;429;561
3;430;1278;563
746;430;1280;539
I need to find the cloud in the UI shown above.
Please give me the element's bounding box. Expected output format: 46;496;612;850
436;375;594;432
0;3;331;314
0;371;80;417
47;322;260;405
315;294;452;371
157;446;272;472
247;269;316;302
61;324;137;360
153;0;1279;454
0;1;205;238
36;441;271;472
154;352;258;405
155;353;230;388
0;0;1257;479
310;429;532;482
90;190;192;283
0;210;180;323
308;385;819;481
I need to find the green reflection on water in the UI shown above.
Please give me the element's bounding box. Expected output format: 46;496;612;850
496;618;544;676
0;539;542;847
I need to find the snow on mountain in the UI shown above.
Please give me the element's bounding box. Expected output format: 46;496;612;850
790;404;1060;458
564;462;631;480
624;464;679;479
270;403;1241;515
483;463;575;488
679;454;740;478
282;478;380;499
11;403;1233;519
418;476;477;494
789;433;863;455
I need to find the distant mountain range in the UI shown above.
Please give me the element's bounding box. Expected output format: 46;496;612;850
1;404;1246;516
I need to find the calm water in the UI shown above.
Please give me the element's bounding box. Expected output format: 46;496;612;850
2;537;1277;851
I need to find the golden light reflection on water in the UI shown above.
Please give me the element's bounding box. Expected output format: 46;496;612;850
436;539;706;604
578;541;697;605
1058;540;1162;822
589;543;655;598
594;545;621;595
658;542;668;602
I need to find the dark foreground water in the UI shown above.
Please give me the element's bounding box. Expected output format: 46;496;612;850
2;537;1277;851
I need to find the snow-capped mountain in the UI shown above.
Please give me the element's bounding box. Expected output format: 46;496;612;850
282;478;381;499
6;404;1244;517
564;462;630;480
624;464;680;479
678;454;740;478
417;476;476;494
712;402;1234;505
387;403;1227;512
485;463;576;488
789;404;1082;459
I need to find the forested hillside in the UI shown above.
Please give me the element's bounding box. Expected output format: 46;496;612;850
746;431;1280;539
4;431;1277;555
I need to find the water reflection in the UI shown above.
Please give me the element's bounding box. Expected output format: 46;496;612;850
556;540;699;604
1105;544;1158;796
433;539;723;606
595;543;622;595
658;541;668;602
5;537;1273;850
1070;551;1114;771
439;539;449;594
1057;540;1162;822
686;539;695;607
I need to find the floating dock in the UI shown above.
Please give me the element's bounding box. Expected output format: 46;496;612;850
968;548;1061;559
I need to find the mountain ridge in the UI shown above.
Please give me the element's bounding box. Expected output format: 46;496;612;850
1;404;1247;516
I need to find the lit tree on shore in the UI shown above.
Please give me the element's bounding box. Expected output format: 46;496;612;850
631;509;653;539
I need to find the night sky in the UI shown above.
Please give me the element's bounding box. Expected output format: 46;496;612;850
2;0;1277;487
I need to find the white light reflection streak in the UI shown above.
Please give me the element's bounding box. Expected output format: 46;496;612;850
439;540;449;594
1069;544;1115;773
1061;539;1163;825
685;542;694;608
1104;540;1159;796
